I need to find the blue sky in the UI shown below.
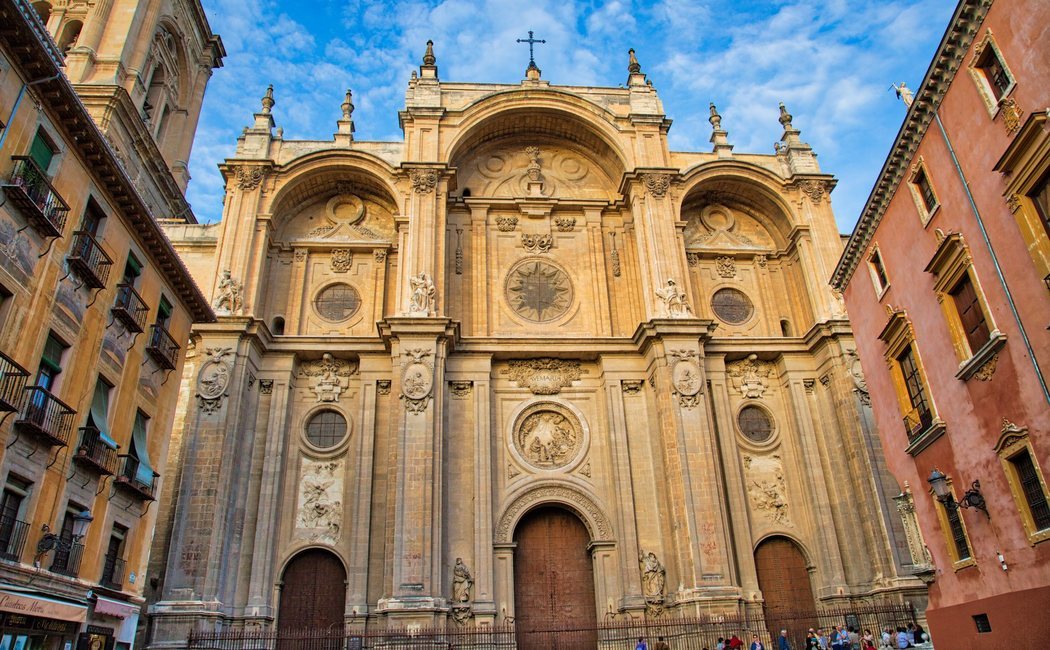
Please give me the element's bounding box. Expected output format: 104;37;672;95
186;0;956;232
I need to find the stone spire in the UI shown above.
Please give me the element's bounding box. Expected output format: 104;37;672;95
778;102;801;145
709;103;733;158
419;39;438;80
247;84;276;134
335;89;355;143
775;102;818;174
260;84;275;114
627;48;647;87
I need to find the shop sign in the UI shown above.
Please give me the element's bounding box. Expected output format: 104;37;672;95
0;613;80;635
0;592;87;623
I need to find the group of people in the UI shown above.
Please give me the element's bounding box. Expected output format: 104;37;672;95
633;621;927;650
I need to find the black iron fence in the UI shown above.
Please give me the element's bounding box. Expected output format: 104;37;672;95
186;602;919;650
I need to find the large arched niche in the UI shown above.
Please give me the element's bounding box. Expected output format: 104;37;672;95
494;482;613;544
268;158;400;245
679;165;798;252
447;98;628;197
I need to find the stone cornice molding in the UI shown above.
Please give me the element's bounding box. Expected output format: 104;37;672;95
831;0;992;290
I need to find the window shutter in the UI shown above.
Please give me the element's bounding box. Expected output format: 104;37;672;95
88;381;119;449
29;132;55;173
130;412;155;487
951;277;989;352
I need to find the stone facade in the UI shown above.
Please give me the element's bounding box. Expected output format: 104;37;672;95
147;45;925;642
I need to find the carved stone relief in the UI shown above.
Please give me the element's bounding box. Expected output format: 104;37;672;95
213;270;243;315
502;358;583;395
642;173;671;198
845;349;870;406
506;259;573;322
669;350;702;408
512;403;584;470
742;453;790;526
621;380;644;395
295;458;343;542
496;216;518;232
407;272;436;316
411;169;438;194
716;256;736;278
331;249;352;272
449;381;473;398
727;354;774;399
234;165;265;191
196;347;234;414
893;482;933;568
521;233;553;254
450;558;474;624
495;484;611;542
300;353;357;403
638;550;667;617
655;279;692;318
400;348;433;413
460;145;609;199
553;217;576;232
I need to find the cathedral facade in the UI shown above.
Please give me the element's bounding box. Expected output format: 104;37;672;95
147;47;926;644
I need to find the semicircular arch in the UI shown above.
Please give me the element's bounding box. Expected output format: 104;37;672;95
495;481;613;544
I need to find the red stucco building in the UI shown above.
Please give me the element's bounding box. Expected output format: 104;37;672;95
832;0;1050;647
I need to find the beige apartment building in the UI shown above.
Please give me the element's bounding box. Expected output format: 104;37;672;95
0;2;220;650
146;42;929;647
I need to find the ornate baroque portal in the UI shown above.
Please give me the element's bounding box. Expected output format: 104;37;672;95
148;46;927;645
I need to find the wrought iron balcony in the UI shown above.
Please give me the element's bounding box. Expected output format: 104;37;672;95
67;231;113;289
0;351;30;413
74;426;117;476
0;516;30;563
146;324;180;370
100;555;126;590
111;283;149;333
49;538;84;577
1;156;69;238
115;455;157;501
903;405;934;440
15;386;75;447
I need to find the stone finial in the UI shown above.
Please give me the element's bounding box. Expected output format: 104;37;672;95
628;49;641;74
709;103;722;129
422;40;436;66
778;102;793;128
709;103;733;157
261;84;275;114
341;89;354;119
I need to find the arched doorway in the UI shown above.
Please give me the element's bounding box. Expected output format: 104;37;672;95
277;549;346;631
514;506;598;649
755;536;817;643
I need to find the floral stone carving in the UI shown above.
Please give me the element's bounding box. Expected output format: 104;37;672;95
521;232;553;254
296;459;343;542
410;169;438;193
502;358;583;395
513;403;584;470
727;354;773;399
642;173;671;198
300;353;357;403
331;249;352;272
196;347;234;414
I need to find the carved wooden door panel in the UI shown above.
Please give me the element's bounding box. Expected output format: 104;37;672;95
755;536;817;644
278;549;347;631
514;507;598;649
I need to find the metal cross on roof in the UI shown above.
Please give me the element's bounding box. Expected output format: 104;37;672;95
516;30;546;67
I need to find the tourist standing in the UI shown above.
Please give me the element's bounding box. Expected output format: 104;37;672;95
778;629;791;650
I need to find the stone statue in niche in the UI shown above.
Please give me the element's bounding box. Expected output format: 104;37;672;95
450;557;474;624
408;272;436;316
296;459;343;541
638;550;666;616
655;279;692;318
300;353;356;403
213;270;243;314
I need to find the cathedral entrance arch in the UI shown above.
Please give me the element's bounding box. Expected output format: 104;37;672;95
755;536;817;641
277;549;346;632
513;506;598;649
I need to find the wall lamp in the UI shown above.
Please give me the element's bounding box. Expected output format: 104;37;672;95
928;469;989;517
35;509;93;560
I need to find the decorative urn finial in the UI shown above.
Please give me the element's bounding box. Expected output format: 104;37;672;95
341;89;354;119
709;103;722;130
261;84;275;114
628;48;641;74
423;40;436;66
778;102;793;128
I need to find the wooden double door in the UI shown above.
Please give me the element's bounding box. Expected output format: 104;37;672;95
513;507;598;649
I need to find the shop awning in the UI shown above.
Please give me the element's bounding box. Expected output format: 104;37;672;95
92;597;139;620
0;588;87;622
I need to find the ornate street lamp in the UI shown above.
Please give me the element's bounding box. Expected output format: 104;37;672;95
928;469;989;517
35;509;94;564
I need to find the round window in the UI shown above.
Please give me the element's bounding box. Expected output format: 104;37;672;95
314;283;361;322
304;410;348;449
711;288;754;324
738;405;774;443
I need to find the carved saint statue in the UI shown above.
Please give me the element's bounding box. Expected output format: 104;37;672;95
892;82;914;107
408;272;436;316
452;557;473;603
214;269;243;314
638;550;666;599
655;278;692;318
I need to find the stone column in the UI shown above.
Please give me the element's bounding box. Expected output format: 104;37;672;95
493;543;516;622
346;357;384;618
472;374;496;623
626;172;688;320
376;317;457;623
603;378;644;610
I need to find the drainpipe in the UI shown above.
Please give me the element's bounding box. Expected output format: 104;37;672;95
932;111;1050;405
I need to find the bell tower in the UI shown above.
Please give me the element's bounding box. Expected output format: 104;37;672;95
30;0;224;212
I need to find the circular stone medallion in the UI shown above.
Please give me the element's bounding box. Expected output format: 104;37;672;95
514;403;583;470
505;258;573;322
672;360;703;396
401;361;433;400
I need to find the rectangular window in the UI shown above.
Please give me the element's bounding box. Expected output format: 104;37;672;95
944;502;972;561
81;199;106;237
977;48;1011;101
914;169;938;214
123;254;142;286
51;503;87;576
898;346;929;414
950;273;991;353
1011;449;1050;532
28;129;55;174
1031;171;1050;241
156;295;173;328
36;333;67;391
868;249;889;295
0;477;30;561
101;523;127;587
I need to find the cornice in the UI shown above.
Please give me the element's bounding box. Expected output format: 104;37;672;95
0;0;214;322
831;0;992;291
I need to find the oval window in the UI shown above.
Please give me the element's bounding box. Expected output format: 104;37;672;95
304;410;348;449
738;405;774;443
711;287;754;324
314;283;361;322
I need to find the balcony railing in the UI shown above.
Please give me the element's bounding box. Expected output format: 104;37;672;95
146;324;180;370
15;386;76;447
49;538;84;577
0;516;30;562
112;284;149;333
67;231;113;289
74;426;117;475
0;351;30;413
100;555;126;590
115;455;157;501
0;156;69;238
903;405;934;440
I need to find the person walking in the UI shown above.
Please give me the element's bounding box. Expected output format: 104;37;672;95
653;637;670;650
778;629;791;650
749;634;766;650
804;629;818;649
830;626;846;650
636;637;649;650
